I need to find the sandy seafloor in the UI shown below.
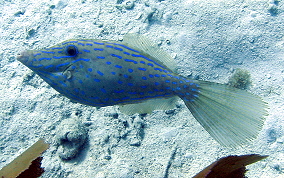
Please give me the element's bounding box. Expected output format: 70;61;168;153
0;0;284;177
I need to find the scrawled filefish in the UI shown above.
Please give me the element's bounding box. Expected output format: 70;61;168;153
17;33;266;147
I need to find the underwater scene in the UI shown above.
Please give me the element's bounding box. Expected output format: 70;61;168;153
0;0;283;177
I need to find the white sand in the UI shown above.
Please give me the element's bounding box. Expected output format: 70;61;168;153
0;0;283;177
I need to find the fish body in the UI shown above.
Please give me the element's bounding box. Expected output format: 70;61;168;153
17;34;266;147
18;39;199;107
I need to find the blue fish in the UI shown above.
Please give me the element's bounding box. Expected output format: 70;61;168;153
17;34;266;147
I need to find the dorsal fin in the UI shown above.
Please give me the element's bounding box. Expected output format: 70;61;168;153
123;33;177;72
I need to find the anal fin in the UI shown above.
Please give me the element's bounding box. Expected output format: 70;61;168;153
119;96;179;115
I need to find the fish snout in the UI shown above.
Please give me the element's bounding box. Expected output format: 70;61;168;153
16;51;30;63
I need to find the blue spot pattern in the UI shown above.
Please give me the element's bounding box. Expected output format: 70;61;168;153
94;48;104;51
38;57;51;61
28;39;201;107
97;71;104;76
115;65;122;68
45;65;53;69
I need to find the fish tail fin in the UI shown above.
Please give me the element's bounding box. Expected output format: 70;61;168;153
181;80;267;147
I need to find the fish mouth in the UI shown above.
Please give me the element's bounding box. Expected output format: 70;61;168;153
16;51;30;64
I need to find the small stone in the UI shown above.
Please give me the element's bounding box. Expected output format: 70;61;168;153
27;29;36;38
50;5;56;9
135;13;143;20
266;128;277;143
129;137;141;146
184;152;193;159
274;0;280;5
104;155;112;160
104;111;119;119
165;109;175;115
268;5;280;16
115;4;123;10
144;1;150;7
116;0;124;4
272;163;281;172
55;113;88;160
124;1;135;10
171;53;177;59
14;10;25;17
145;8;160;23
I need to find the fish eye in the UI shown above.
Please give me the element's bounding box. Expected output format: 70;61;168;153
65;45;78;57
